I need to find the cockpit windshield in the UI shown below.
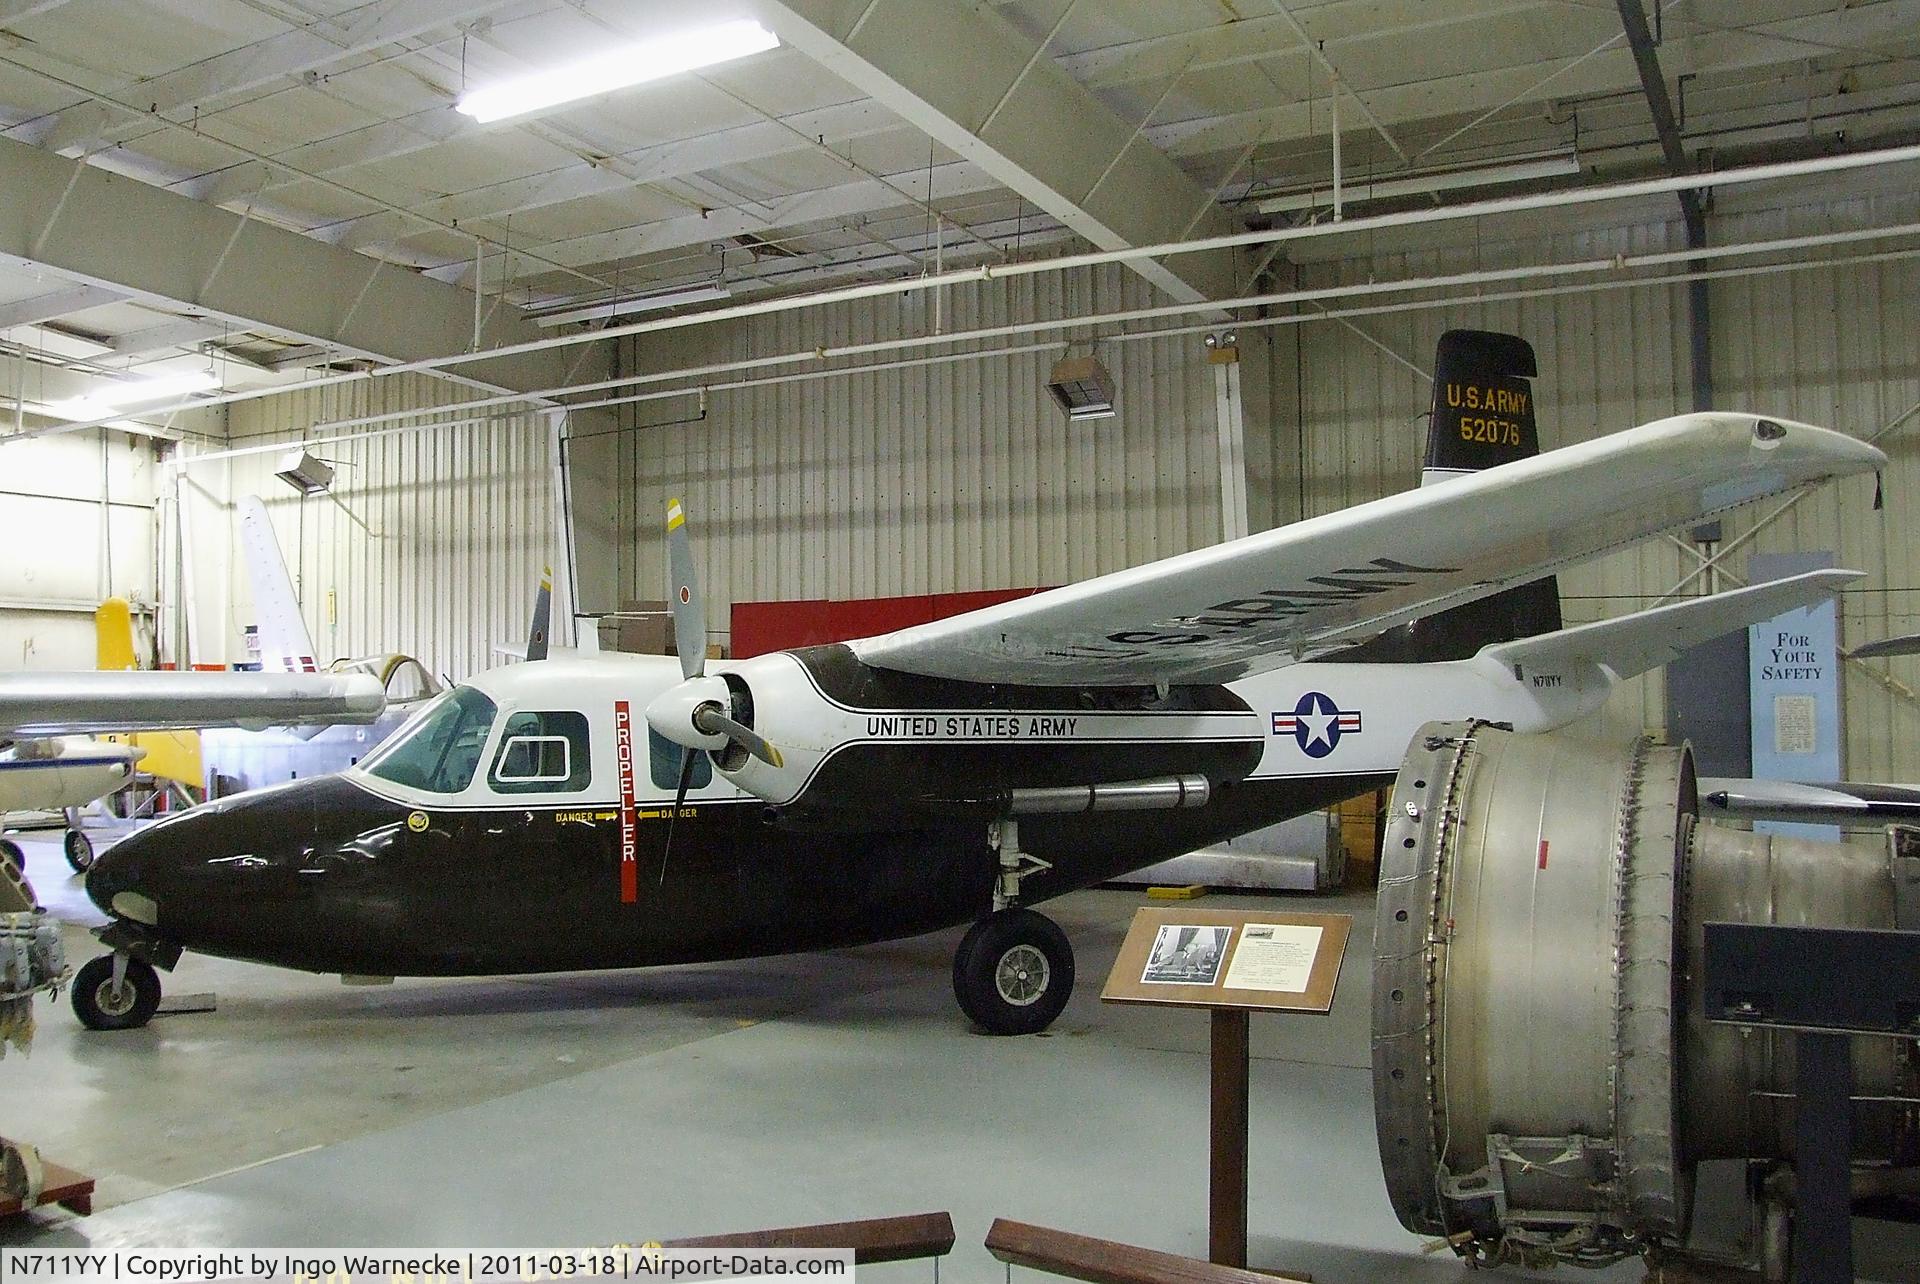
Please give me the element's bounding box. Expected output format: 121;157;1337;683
359;685;497;794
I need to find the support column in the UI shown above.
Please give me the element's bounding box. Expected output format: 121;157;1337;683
1212;341;1249;543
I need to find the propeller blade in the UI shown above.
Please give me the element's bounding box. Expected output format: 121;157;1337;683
660;747;698;888
665;498;705;682
693;704;783;769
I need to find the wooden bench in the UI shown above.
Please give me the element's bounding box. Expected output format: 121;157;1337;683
985;1218;1309;1284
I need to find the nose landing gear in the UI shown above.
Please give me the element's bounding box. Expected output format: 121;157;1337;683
71;954;160;1031
952;820;1075;1036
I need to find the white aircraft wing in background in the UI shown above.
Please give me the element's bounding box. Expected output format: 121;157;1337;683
0;670;385;739
850;414;1884;687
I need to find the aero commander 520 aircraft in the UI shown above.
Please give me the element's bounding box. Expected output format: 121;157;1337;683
73;332;1882;1035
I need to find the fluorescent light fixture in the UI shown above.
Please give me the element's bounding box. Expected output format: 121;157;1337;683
533;282;732;328
1253;152;1582;215
46;368;220;420
456;19;780;124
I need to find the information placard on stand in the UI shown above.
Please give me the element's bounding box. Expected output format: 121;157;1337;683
1101;906;1352;1270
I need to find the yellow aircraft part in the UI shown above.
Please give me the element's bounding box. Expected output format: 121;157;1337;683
96;596;204;789
95;597;137;671
100;730;202;789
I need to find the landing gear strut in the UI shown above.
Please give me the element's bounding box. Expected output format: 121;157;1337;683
71;954;160;1031
952;820;1074;1035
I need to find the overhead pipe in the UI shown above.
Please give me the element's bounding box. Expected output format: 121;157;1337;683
172;238;1920;470
281;218;1920;440
13;142;1920;445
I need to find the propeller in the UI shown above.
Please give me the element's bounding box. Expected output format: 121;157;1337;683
646;498;782;768
648;498;783;886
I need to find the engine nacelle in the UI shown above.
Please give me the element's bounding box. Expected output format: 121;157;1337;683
715;644;1264;815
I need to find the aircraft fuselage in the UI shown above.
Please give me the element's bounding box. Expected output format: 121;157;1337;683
85;644;1603;978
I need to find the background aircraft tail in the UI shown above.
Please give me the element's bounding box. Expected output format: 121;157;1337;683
238;495;319;673
1350;329;1563;662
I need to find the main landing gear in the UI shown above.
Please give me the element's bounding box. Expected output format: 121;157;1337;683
952;820;1075;1036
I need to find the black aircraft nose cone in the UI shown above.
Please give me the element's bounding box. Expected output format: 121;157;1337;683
86;777;322;935
85;816;173;927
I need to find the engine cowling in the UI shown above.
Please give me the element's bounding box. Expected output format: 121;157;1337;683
708;644;1264;816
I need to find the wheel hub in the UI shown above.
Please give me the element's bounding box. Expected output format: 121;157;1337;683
94;979;135;1018
994;944;1049;1006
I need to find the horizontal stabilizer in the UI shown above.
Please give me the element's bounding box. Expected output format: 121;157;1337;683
1701;777;1920;826
1851;631;1920;660
1478;569;1861;682
0;670;385;738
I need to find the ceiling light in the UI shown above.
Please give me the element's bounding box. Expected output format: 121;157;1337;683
274;449;335;496
532;282;732;328
456;19;780;124
45;368;220;420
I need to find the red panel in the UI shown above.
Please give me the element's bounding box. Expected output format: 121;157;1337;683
832;595;936;642
933;587;1047;619
732;599;836;658
732;587;1055;657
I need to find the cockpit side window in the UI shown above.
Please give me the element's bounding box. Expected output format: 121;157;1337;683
648;728;712;790
490;710;591;794
362;686;497;794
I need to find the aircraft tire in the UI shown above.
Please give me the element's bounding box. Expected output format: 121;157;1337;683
0;839;21;877
952;908;1074;1035
64;829;94;874
71;955;161;1031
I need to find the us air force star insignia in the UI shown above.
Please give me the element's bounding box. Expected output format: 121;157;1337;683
1271;692;1363;759
407;811;429;833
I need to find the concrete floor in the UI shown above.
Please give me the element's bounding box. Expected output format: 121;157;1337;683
3;826;1917;1283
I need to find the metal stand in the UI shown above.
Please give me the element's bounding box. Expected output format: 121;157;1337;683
1702;920;1920;1284
1791;1032;1853;1284
1209;1009;1251;1268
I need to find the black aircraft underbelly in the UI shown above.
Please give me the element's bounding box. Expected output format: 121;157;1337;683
86;769;1384;979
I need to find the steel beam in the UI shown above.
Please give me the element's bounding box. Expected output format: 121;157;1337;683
758;0;1238;305
0;132;606;398
0;283;122;330
444;159;1001;285
1615;0;1712;413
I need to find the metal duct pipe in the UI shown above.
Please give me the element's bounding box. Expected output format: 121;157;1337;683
22;144;1920;444
1372;721;1918;1269
1005;775;1211;815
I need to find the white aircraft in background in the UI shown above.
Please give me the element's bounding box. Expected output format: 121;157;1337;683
71;330;1885;1034
201;497;550;796
0;664;383;875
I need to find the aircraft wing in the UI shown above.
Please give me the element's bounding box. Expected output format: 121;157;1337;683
850;414;1883;686
0;670;385;738
1478;569;1861;682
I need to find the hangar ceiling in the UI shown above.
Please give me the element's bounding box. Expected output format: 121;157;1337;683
0;0;1913;415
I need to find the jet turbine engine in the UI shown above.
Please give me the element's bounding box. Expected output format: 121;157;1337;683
1374;720;1919;1273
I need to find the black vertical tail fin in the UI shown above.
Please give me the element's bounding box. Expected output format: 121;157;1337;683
1422;329;1541;486
1349;330;1563;663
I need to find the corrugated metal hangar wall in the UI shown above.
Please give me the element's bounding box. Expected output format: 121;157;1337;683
185;374;556;684
594;171;1920;777
10;172;1913;779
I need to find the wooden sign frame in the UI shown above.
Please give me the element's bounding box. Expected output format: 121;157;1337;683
1100;906;1350;1013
